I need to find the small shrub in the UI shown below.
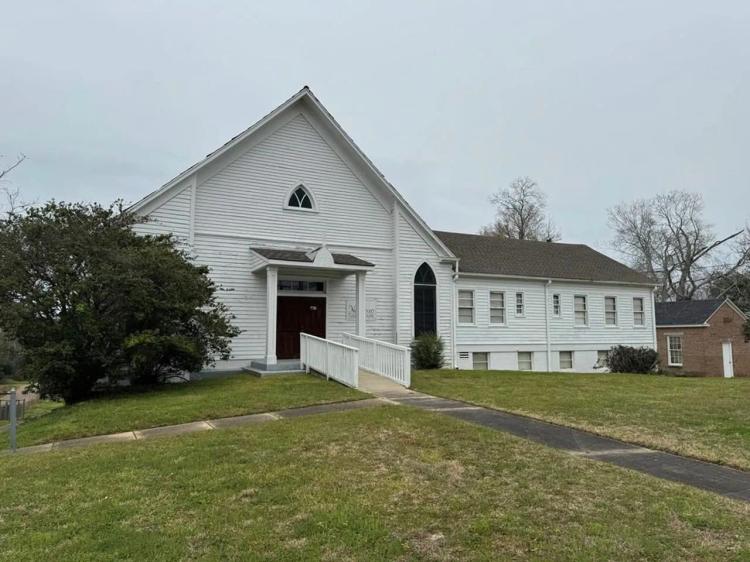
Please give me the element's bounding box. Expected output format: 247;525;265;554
605;345;659;374
411;333;444;369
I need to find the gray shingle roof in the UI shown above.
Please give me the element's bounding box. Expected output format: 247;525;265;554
250;247;374;267
434;231;653;284
655;299;724;326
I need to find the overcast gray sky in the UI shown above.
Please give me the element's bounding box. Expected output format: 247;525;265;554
2;1;749;254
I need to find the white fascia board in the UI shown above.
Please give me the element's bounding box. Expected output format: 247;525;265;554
456;271;656;288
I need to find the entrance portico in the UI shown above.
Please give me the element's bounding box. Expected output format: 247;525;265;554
249;244;374;366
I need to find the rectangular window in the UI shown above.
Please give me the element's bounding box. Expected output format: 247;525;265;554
633;297;645;326
574;295;588;326
518;352;533;371
605;296;617;325
552;294;561;317
458;290;474;324
278;280;325;292
596;350;609;368
667;335;683;366
473;352;489;370
559;351;573;370
489;291;505;324
515;292;524;316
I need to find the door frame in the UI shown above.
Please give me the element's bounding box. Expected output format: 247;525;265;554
722;341;734;378
276;294;327;359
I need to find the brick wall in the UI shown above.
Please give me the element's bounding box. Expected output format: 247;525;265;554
657;303;749;377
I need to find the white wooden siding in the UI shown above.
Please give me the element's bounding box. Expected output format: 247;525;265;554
132;185;192;243
455;276;654;372
194;114;392;247
396;212;454;362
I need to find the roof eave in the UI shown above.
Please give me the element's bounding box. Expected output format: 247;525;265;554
456;271;656;287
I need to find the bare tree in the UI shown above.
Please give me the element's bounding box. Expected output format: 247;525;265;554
608;190;750;301
480;177;561;241
0;153;29;215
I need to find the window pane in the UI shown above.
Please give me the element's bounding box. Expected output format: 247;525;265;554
414;263;436;285
668;336;683;365
490;291;505;324
605;297;617;325
459;308;474;323
518;352;533;370
574;296;587;325
473;352;488;370
515;292;524;315
633;298;644;326
414;284;437;337
560;351;573;369
553;294;560;315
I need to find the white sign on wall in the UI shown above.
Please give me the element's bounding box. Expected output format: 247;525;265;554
344;299;378;321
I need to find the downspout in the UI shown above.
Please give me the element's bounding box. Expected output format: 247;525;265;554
545;279;552;372
452;261;459;369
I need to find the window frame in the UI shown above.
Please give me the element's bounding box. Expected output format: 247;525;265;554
559;351;574;370
489;291;506;326
633;297;645;327
517;351;533;371
515;291;525;317
283;184;318;213
596;350;609;369
667;335;684;367
604;296;618;327
552;293;561;317
574;295;588;327
472;352;489;370
457;289;476;325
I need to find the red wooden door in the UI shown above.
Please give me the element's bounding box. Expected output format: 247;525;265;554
276;297;326;359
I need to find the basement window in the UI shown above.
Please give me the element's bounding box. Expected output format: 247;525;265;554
472;352;489;370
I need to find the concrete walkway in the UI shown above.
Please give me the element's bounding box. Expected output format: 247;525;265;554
359;371;750;503
1;398;386;456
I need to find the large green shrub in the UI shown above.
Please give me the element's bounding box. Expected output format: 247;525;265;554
605;345;659;374
411;333;444;369
0;201;240;403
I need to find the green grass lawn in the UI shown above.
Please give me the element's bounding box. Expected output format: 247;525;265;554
412;370;750;470
0;406;747;561
12;374;364;447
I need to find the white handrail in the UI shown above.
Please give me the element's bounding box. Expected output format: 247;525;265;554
300;333;359;389
342;333;411;387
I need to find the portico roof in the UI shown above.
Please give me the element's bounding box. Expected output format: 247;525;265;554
249;245;374;273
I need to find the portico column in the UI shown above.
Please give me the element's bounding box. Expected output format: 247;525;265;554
356;271;367;336
265;266;278;365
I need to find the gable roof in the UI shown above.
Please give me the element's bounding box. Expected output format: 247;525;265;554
129;86;455;259
249;247;373;267
655;298;747;326
434;230;653;285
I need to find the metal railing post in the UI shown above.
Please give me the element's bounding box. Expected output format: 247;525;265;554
9;387;17;452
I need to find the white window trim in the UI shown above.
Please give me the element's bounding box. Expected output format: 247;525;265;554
489;290;506;326
604;295;618;327
574;294;589;327
666;334;684;367
283;183;319;213
552;293;561;317
633;297;646;328
517;351;533;371
472;352;489;370
514;291;525;317
559;350;574;370
457;289;476;326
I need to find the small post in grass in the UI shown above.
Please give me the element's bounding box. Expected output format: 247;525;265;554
9;387;17;452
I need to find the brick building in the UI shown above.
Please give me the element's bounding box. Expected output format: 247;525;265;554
655;299;749;377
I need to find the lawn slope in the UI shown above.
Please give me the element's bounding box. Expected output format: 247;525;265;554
413;370;750;470
0;406;748;561
14;374;364;447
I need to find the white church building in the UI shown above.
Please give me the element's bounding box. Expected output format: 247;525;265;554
131;87;657;374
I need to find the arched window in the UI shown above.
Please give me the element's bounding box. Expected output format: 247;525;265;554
414;263;437;337
287;185;314;209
